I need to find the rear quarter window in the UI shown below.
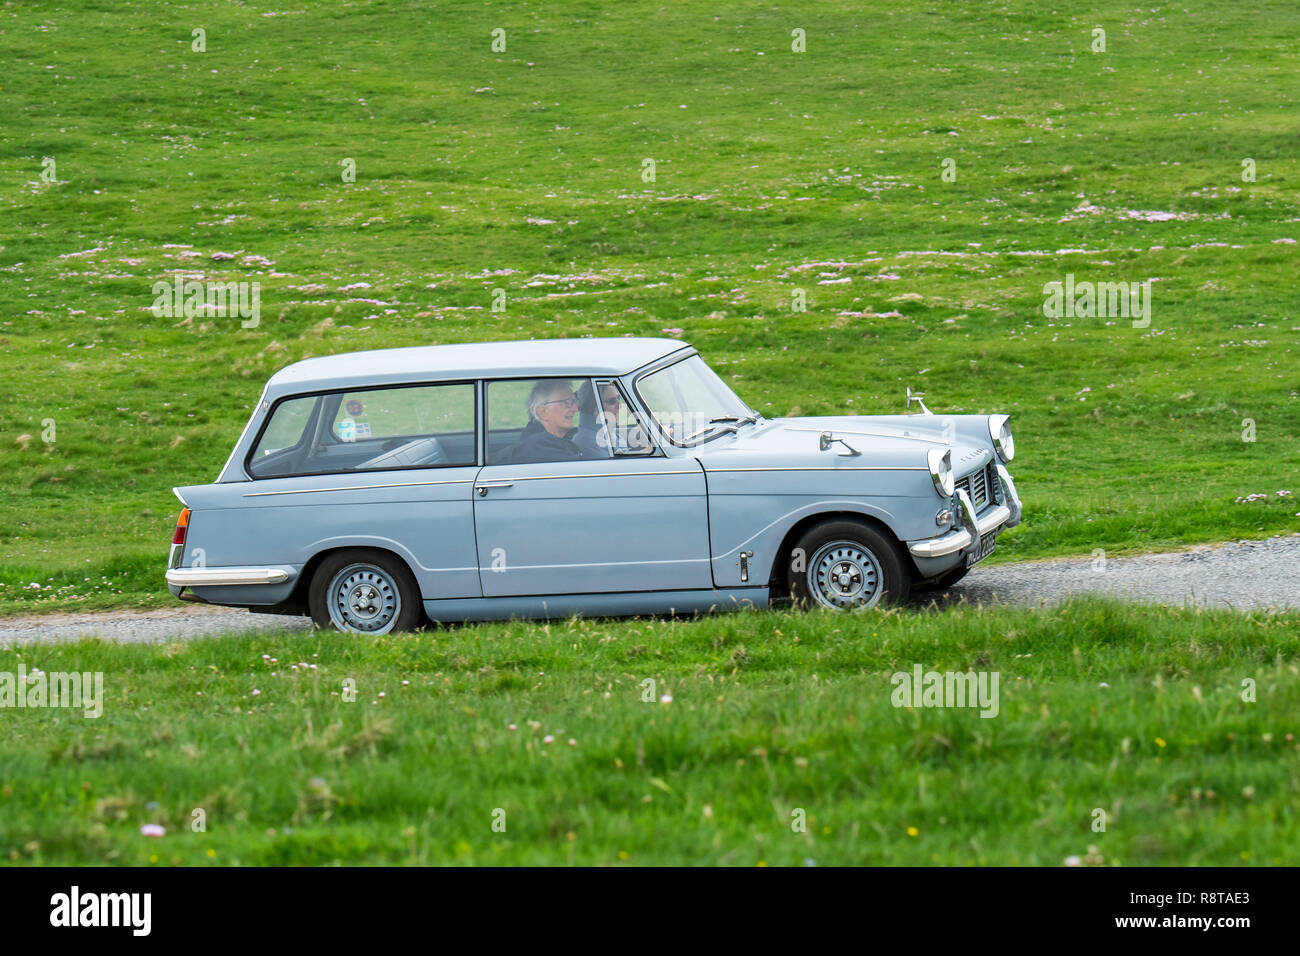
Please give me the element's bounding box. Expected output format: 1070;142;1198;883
251;395;316;458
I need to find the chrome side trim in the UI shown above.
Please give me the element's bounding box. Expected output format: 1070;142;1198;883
907;504;1012;558
165;567;291;587
481;469;700;482
478;557;713;572
708;465;927;473
243;479;473;497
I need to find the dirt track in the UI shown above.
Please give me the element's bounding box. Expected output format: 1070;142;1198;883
2;535;1296;645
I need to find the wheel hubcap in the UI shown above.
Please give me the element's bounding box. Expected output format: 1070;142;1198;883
328;565;400;633
807;541;883;610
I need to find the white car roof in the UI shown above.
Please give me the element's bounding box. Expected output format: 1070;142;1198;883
264;337;693;397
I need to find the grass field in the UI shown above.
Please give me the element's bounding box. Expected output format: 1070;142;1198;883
0;1;1297;612
1;3;1298;869
1;599;1297;865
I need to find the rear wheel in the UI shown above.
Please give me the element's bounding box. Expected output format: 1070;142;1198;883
309;550;424;634
786;520;910;610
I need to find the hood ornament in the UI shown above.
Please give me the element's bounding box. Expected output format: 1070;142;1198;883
906;387;933;415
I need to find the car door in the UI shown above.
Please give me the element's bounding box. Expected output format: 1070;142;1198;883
473;377;712;597
472;456;713;597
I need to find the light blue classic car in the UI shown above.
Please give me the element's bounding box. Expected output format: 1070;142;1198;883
165;338;1021;632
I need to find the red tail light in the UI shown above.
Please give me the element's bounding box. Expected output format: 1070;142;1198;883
172;508;191;546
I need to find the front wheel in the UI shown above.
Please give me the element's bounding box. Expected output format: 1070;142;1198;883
786;520;910;610
309;550;424;634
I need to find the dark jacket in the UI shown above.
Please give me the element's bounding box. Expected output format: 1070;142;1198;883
509;419;584;464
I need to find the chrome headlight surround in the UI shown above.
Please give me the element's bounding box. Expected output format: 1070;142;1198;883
926;448;954;497
988;414;1014;463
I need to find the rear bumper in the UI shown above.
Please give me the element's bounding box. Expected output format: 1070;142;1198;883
165;567;293;587
166;565;301;607
907;463;1023;560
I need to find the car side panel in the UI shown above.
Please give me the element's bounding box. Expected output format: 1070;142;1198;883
701;464;940;588
177;467;482;605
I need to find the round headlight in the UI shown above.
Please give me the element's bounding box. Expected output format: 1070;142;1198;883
989;414;1014;463
927;448;954;497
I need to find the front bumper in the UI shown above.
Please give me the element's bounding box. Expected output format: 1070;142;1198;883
907;463;1022;559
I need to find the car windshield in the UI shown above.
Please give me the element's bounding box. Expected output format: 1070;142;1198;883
636;355;759;445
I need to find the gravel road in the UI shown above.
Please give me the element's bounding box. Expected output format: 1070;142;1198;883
0;605;313;647
2;535;1297;646
937;533;1300;612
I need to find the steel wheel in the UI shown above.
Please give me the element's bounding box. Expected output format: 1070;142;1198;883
309;550;423;634
786;519;910;610
326;564;401;633
807;540;884;610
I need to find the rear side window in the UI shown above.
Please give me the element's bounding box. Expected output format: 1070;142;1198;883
329;386;474;442
248;382;476;479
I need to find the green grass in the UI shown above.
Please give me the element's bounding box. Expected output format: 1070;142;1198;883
0;1;1298;612
1;599;1297;865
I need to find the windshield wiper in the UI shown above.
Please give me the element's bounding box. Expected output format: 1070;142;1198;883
683;415;760;443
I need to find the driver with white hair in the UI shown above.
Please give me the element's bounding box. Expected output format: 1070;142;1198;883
508;380;586;463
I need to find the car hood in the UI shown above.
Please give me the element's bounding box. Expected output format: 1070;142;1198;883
690;414;993;474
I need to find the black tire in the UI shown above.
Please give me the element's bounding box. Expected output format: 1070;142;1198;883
308;549;424;634
914;565;970;592
786;519;910;610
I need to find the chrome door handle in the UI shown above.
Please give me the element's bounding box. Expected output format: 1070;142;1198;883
475;482;514;496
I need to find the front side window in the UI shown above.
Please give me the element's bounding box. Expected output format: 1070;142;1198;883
635;355;756;446
483;378;656;464
247;382;476;479
486;378;588;465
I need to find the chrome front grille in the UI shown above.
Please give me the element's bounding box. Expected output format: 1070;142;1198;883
956;462;997;512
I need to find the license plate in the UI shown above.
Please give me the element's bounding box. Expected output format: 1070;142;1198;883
966;532;998;568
